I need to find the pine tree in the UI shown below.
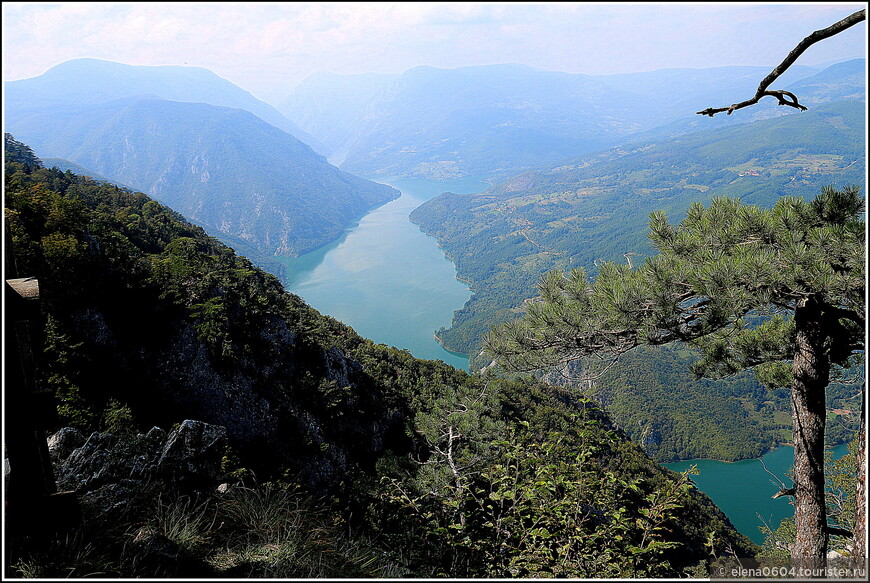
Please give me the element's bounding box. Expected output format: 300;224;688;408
486;186;865;570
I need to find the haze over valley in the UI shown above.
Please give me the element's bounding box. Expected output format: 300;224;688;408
3;3;866;578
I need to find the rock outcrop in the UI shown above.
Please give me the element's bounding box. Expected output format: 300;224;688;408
51;420;227;516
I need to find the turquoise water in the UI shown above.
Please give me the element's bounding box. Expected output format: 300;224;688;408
278;176;489;370
664;443;850;545
278;175;851;547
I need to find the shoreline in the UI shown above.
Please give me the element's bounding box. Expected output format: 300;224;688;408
432;332;469;360
663;441;850;466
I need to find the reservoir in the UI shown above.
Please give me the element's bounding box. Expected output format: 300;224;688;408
664;443;850;545
277;175;853;549
278;176;489;370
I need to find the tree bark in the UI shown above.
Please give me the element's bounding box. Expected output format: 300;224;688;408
853;389;866;559
790;296;830;573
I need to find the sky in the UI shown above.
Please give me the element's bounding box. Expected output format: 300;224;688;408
2;2;867;106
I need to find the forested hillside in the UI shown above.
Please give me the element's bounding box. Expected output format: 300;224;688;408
412;100;865;357
5;97;399;264
4;135;756;577
410;99;865;461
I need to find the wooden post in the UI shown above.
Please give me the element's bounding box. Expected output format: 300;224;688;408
4;229;80;542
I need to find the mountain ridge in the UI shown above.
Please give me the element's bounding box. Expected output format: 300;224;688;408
5;96;399;262
5;58;328;155
4;135;756;576
280;61;837;180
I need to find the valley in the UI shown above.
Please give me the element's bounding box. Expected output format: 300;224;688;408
3;9;865;573
277;176;489;370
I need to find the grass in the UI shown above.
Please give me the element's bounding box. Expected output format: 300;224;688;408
9;531;117;578
6;481;395;578
152;494;214;551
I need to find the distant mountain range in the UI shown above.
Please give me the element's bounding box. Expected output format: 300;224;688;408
279;60;863;180
5;57;863;274
6;58;328;154
4;60;399;266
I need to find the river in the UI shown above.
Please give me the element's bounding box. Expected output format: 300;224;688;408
278;176;489;370
277;175;851;549
665;443;850;545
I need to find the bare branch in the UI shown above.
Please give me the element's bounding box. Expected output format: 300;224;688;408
759;455;791;498
697;9;866;117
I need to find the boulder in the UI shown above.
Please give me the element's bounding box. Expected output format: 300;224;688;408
157;420;227;488
47;426;85;463
52;420;227;514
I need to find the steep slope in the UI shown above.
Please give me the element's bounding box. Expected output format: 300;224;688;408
5;97;399;261
411;99;865;356
283;63;656;179
5;58;327;154
5;135;756;576
278;70;398;156
40;157;128;188
409;100;865;461
781;58;866;105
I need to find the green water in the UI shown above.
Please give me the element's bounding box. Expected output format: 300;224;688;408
664;443;849;545
278;176;489;370
277;175;851;547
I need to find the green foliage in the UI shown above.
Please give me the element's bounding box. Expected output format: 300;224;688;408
484;186;864;461
411;101;865;361
188;483;387;578
582;345;784;461
409;104;865;462
759;516;796;561
379;422;702;577
367;375;757;576
8;481;389;579
484;183;863;569
102;398;137;435
825;438;860;541
4;132;42;168
487;186;864;371
4;135;757;577
6;97;398;260
9;531;116;579
152;495;213;552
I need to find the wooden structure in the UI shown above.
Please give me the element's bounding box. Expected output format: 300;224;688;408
4;233;80;540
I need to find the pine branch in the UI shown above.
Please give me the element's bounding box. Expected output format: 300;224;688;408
697;9;866;117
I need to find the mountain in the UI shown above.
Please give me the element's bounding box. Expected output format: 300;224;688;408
5;135;756;576
411;99;865;358
409;99;865;461
781;58;866;105
282;63;659;179
278;70;399;157
279;62;825;180
413;99;865;351
594;62;824;119
4;97;399;262
614;58;867;145
40;157;129;188
5;58;328;155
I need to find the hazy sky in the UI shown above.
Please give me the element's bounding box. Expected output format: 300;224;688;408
3;2;867;105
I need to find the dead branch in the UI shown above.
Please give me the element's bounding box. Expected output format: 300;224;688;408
697;9;866;117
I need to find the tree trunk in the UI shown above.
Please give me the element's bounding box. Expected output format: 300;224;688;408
790;297;830;573
853;389;866;559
